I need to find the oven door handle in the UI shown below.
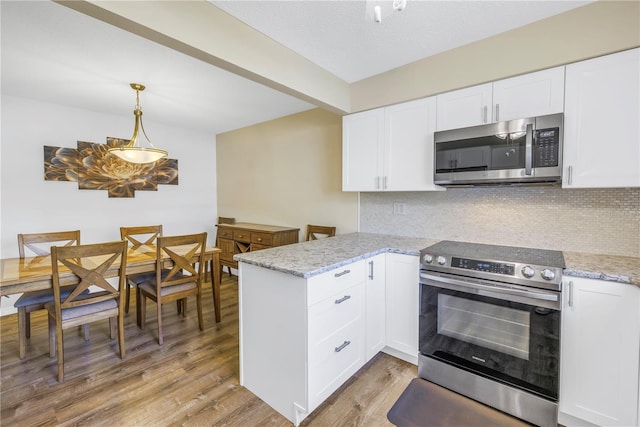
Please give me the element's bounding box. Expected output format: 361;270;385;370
420;272;559;304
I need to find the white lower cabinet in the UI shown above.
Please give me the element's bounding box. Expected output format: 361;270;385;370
239;260;367;426
383;253;419;365
239;253;421;426
365;254;386;361
559;277;640;427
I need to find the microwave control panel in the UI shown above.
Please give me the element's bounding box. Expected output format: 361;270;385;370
534;128;560;167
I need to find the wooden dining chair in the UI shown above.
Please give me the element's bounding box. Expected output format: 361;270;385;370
120;225;163;314
13;230;87;359
137;232;207;345
46;240;128;382
306;225;336;241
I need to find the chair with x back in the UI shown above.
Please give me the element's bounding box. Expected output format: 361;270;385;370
46;240;127;382
14;230;85;359
305;225;337;241
120;225;163;314
137;232;207;345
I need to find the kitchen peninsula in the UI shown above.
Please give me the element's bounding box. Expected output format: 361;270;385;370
235;233;640;427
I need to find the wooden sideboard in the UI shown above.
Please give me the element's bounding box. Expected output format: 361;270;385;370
216;222;299;272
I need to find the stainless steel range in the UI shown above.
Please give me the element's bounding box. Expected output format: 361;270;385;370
418;241;565;427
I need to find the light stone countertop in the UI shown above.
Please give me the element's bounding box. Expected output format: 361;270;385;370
234;232;640;287
234;232;437;279
562;251;640;286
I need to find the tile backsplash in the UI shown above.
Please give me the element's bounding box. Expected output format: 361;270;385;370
360;187;639;257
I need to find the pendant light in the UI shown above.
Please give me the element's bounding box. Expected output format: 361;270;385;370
109;83;168;164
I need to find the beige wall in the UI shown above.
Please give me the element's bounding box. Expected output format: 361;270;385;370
351;0;640;112
216;108;358;240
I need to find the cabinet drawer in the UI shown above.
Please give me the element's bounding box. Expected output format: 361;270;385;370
308;317;364;408
309;284;363;344
251;232;273;246
217;226;233;239
307;260;366;306
233;230;251;243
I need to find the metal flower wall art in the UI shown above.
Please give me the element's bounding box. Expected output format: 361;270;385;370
44;137;178;198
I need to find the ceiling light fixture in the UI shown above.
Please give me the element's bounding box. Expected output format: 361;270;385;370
109;83;168;164
393;0;407;12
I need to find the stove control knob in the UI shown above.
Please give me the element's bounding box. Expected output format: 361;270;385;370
521;266;535;278
437;256;447;266
423;254;433;264
541;269;556;281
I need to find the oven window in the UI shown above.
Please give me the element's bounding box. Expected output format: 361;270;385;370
438;294;530;360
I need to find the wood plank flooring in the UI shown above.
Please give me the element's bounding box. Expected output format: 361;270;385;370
1;274;417;426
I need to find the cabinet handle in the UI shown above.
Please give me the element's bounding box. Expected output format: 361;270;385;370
383;176;388;189
334;269;351;278
334;340;351;353
368;260;374;280
334;295;351;304
483;106;488;123
568;281;574;308
495;104;500;122
376;176;380;189
567;165;573;186
257;238;262;242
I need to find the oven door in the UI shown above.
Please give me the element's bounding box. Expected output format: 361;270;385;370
419;271;561;401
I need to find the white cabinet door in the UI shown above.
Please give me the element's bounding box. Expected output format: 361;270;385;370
365;254;386;361
342;108;385;191
563;48;640;188
342;97;442;192
384;97;441;191
492;66;565;122
384;253;419;365
436;83;493;131
436;67;564;131
560;277;640;427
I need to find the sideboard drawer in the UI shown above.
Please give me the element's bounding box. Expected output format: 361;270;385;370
217;226;234;239
251;232;273;246
307;260;366;306
233;230;251;243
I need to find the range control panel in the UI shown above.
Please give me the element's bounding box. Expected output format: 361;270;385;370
451;257;515;276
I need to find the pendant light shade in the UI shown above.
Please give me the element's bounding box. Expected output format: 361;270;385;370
109;83;168;164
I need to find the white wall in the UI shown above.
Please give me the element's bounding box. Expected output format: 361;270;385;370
0;95;217;315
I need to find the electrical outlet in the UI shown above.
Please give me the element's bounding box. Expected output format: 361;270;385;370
393;202;406;215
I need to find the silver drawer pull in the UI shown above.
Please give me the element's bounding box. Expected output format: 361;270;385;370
334;340;351;353
334;269;351;278
334;295;351;304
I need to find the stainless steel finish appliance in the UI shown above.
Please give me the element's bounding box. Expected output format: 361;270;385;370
434;113;563;186
418;241;564;427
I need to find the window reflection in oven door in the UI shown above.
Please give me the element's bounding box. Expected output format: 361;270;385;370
419;275;561;401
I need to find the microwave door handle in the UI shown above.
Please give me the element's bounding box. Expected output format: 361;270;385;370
525;123;533;175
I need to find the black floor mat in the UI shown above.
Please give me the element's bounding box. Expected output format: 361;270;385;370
387;378;533;427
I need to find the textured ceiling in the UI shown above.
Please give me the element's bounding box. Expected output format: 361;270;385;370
211;0;593;83
1;0;593;135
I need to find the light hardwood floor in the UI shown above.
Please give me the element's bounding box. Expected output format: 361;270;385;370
1;274;417;426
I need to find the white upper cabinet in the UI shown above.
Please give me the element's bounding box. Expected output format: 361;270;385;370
343;97;442;192
342;108;385;191
436;83;493;131
563;48;640;188
436;67;565;131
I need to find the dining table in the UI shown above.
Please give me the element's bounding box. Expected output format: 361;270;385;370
0;243;223;323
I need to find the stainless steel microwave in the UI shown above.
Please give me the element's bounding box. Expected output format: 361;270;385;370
434;113;563;186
